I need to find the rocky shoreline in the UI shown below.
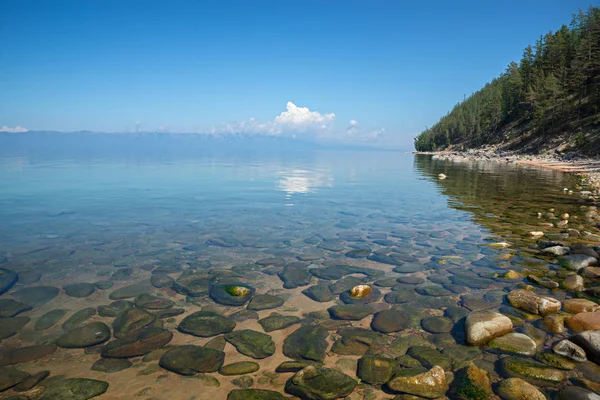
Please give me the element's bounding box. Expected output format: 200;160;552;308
411;149;600;190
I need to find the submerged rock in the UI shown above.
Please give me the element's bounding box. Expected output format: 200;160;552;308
386;365;448;398
56;322;111;348
62;307;97;331
12;286;59;307
453;363;491;400
283;325;328;362
371;309;411;333
278;266;312;289
219;361;260;376
328;304;373;320
134;293;174;310
101;327;172;358
39;378;109;400
302;285;334;302
0;299;31;318
63;283;95;298
150;273;174;288
113;308;156;338
91;358;132;373
159;345;225;375
500;357;565;383
0;268;18;296
488;333;537;356
0;367;29;391
0;317;30;339
465;311;513;345
0;345;56;366
97;300;134;317
178;311;236;337
496;377;546;400
559;254;598;271
247;294;284;311
258;314;301;332
224;330;275;359
210;284;255;306
108;282;151;300
357;356;396;385
285;366;357;400
172;272;211;297
227;389;285;400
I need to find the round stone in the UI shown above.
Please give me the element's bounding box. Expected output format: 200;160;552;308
178;311;236;337
421;316;454;333
63;283;96;298
159;345;225;375
56;322;111;348
219;361;260;376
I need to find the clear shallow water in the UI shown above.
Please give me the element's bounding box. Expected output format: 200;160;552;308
0;151;596;399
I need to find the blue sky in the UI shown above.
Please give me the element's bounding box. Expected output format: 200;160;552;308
0;0;594;148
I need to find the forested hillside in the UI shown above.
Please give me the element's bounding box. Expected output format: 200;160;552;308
414;6;600;154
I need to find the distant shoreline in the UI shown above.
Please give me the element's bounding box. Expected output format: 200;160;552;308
408;149;600;190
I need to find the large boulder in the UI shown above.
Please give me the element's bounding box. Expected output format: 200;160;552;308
465;311;513;345
507;289;561;315
285;366;357;400
386;365;448;398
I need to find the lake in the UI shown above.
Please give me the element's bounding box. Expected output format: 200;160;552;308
1;150;598;399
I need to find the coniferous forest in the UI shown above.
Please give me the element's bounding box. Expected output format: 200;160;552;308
414;6;600;154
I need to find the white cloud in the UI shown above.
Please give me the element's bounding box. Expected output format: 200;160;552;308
275;102;335;126
208;102;385;145
0;125;28;133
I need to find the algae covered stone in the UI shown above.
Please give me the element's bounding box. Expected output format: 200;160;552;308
220;361;260;376
159;345;225;375
285;366;357;400
496;377;545;400
227;389;285;400
224;329;275;359
39;378;109;400
178;311;236;337
283;325;328;362
357;356;396;385
56;322;111;348
465;311;513;345
453;363;491;400
386;365;448;398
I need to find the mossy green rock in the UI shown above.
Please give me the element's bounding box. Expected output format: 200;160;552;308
488;333;537;356
258;314;301;332
285;366;357;400
97;300;134;317
39;378;109;400
0;367;29;391
500;357;565;383
113;308;156;338
172;272;212;297
219;361;260;375
159;345;225;375
63;283;95;298
224;329;275;359
247;294;284;311
134;293;174;310
371;309;411;333
56;322;111;348
101;327;172;358
0;268;18;296
0;299;31;318
327;304;373;320
536;352;576;370
283;325;328;362
386;366;448;399
35;309;66;331
227;389;285;400
496;377;546;400
178;311;236;337
91;358;132;373
421;316;454;333
62;308;97;331
150;273;174;289
407;346;451;370
12;286;59;307
452;363;491;400
108;282;151;300
276;360;323;373
357;356;397;385
210;284;255;306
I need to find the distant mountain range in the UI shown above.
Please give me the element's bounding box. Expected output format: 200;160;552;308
0;130;379;158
